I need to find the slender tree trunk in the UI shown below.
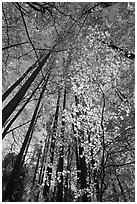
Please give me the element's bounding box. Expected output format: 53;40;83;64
2;75;50;201
43;90;61;201
22;125;35;166
21;109;41;166
86;128;100;202
56;87;67;202
36;134;51;201
2;77;43;139
32;147;42;186
38;136;50;185
64;144;72;202
64;148;69;202
79;145;88;201
90;148;100;201
2;46;55;126
56;151;64;202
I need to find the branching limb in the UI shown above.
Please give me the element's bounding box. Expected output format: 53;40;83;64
105;161;135;168
2;41;29;51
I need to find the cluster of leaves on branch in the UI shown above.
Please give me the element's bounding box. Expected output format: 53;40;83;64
2;2;134;202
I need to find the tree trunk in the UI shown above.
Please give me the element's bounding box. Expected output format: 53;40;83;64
56;151;64;202
35;134;51;201
79;146;88;201
64;145;70;202
91;148;100;201
22;118;37;166
32;147;42;186
2;47;55;126
56;87;67;202
43;90;61;201
72;95;88;201
2;75;50;201
38;136;50;185
2;77;43;139
2;54;43;102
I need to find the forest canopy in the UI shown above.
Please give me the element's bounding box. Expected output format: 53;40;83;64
2;2;135;202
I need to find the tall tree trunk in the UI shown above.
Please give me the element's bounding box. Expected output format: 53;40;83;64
21;108;41;166
43;90;61;201
73;95;88;202
56;151;64;202
56;87;67;202
2;54;43;102
87;128;100;201
79;145;88;201
64;145;72;202
2;75;50;201
21;123;36;169
35;134;51;201
32;147;42;186
90;148;100;201
2;77;43;139
38;136;50;185
2;46;55;126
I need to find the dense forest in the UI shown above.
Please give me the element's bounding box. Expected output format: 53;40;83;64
2;2;135;202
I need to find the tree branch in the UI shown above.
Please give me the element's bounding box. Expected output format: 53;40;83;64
105;161;135;168
2;41;29;51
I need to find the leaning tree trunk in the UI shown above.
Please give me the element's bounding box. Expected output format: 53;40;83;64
2;46;55;126
21;108;41;166
43;90;61;201
2;77;43;139
2;75;50;202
